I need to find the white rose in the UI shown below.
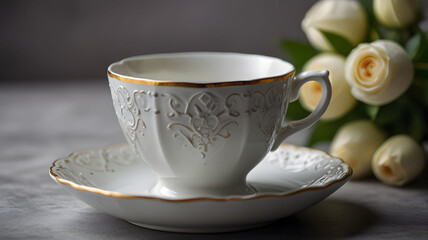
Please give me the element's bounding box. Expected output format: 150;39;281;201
372;135;425;186
330;120;386;178
301;0;368;51
345;40;414;105
300;53;356;120
374;0;422;29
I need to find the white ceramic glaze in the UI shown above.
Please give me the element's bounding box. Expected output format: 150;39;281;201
50;143;352;233
108;52;332;197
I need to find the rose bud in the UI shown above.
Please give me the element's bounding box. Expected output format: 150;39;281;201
372;135;426;186
300;53;356;120
330;120;386;178
301;0;368;51
374;0;422;29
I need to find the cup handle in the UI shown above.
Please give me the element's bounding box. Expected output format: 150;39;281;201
271;70;332;151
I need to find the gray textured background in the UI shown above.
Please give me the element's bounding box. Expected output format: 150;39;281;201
1;0;317;81
3;0;428;82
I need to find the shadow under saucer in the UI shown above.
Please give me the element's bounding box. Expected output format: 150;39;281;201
292;198;378;238
62;198;376;240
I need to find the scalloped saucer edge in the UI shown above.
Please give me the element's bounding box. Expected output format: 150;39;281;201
49;143;352;233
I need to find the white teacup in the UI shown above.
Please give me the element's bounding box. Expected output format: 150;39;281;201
108;52;331;198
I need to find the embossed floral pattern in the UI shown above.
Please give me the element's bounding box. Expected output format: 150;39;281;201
226;86;287;145
113;87;144;151
267;145;349;187
112;87;158;153
51;144;350;191
111;85;288;158
52;144;136;185
165;92;238;157
253;87;284;144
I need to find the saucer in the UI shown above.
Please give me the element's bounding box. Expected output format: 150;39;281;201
50;143;352;233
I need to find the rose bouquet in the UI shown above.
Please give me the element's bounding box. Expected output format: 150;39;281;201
281;0;427;186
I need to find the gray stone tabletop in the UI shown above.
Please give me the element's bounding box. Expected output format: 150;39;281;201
1;82;427;239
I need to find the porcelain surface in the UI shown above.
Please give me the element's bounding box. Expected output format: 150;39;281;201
50;143;352;233
108;52;332;197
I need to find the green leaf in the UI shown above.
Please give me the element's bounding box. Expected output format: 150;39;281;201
285;101;310;121
356;0;373;14
406;32;428;62
280;40;319;72
408;105;424;141
373;102;402;126
383;29;401;43
365;105;380;120
391;101;424;140
307;103;369;146
406;33;421;58
319;30;355;56
372;96;425;140
357;0;381;42
414;67;428;79
409;78;428;106
370;29;381;41
407;82;428;141
308;120;341;147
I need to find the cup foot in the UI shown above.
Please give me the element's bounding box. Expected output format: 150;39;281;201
150;178;256;198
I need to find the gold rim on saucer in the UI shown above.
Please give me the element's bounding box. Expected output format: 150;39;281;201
49;144;352;202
